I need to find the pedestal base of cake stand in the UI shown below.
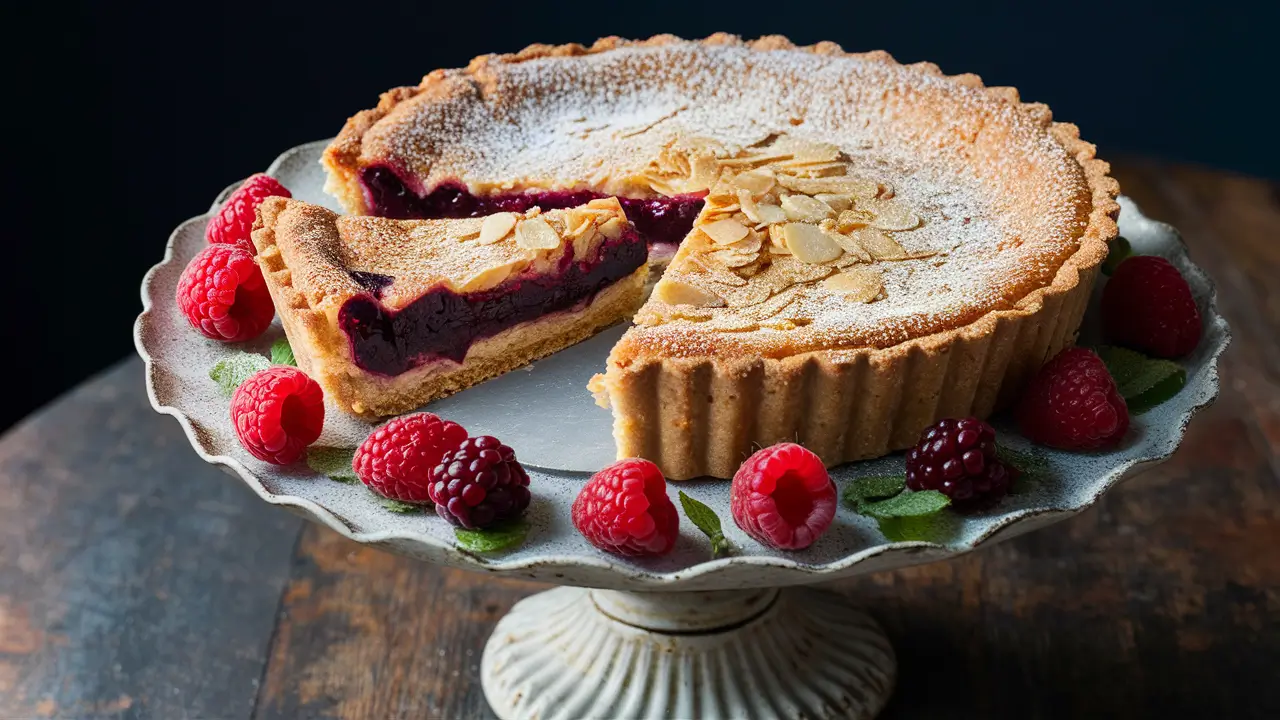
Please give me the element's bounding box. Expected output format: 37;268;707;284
481;586;896;719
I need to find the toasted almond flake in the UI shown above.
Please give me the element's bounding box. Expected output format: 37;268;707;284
822;267;883;302
781;194;836;223
719;151;794;167
732;169;776;195
729;231;763;254
767;224;790;253
572;228;601;260
782;222;843;264
655;279;725;307
459;257;527;293
836;209;875;233
781;161;847;177
775;138;840;163
598;217;627;240
737;189;762;224
692;254;748;286
708;249;757;268
778;174;879;197
721;281;774;308
815;193;854;213
689;153;720;189
852;227;909;260
823;228;873;262
515;217;561;250
702;217;750;245
476;213;518;245
754;203;788;225
866;198;921;231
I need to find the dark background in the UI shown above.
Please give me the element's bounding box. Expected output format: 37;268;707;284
6;0;1275;432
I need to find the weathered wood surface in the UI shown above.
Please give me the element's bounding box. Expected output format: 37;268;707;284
1;161;1276;718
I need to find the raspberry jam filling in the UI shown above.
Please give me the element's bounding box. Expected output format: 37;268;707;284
338;229;647;376
361;166;704;248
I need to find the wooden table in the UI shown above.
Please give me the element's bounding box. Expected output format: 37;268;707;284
2;161;1277;719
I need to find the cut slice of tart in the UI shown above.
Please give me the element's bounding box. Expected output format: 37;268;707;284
250;196;647;418
321;34;1119;477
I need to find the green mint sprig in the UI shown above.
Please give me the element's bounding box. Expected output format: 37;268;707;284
678;491;732;557
857;490;951;519
270;336;297;366
842;475;907;510
306;446;357;483
1097;345;1187;413
209;352;271;396
455;519;530;554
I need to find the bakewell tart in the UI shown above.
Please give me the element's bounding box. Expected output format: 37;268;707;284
250;196;647;418
320;34;1120;479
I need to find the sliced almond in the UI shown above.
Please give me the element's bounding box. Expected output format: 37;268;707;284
708;249;757;268
701;217;750;245
865;198;921;231
782;222;843;264
732;169;776;196
728;231;763;254
689;153;720;190
780;194;835;223
815;193;854;213
767;224;791;254
754;203;788;225
720;281;774;308
459;257;527;293
822;267;883;302
655;279;725;308
737;189;762;224
836;209;874;233
823;228;872;262
778;174;879;197
852;227;908;260
477;213;518;245
775;138;840;163
514;217;561;250
598;216;627;240
692;254;749;287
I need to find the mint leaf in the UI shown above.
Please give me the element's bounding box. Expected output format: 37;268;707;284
842;475;907;510
858;490;950;519
995;444;1050;480
1097;345;1187;413
1102;236;1133;275
678;491;732;557
209;353;270;396
455;519;530;553
307;446;357;483
379;497;425;513
877;516;939;542
270;337;297;366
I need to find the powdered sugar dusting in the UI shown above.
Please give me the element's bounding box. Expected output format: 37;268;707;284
353;39;1094;355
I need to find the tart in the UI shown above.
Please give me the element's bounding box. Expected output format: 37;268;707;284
320;34;1120;479
250;196;647;418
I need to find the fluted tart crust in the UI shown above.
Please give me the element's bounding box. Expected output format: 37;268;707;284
321;34;1119;478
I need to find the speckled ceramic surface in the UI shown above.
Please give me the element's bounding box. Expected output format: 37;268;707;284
135;140;1229;591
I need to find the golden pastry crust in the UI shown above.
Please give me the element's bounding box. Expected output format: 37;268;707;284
250;197;647;419
321;34;1119;477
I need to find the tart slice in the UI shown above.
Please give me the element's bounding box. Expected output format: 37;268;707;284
250;196;647;418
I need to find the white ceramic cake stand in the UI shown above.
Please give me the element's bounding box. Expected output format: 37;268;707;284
135;142;1228;719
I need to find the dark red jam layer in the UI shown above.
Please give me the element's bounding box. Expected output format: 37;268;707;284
338;230;647;376
361;166;704;248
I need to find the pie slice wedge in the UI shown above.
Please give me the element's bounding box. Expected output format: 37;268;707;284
250;196;647;418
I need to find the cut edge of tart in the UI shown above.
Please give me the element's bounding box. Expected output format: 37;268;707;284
318;33;1119;478
250;196;647;419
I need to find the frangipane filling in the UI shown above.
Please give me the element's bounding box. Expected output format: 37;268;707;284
337;205;646;377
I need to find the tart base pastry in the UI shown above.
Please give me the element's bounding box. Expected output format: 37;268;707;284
320;34;1119;477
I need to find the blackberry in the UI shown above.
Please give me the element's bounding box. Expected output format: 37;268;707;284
428;436;530;529
905;417;1013;510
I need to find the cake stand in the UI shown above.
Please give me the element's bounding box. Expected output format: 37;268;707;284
135;141;1229;719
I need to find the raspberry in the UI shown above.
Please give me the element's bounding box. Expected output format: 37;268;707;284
230;367;324;465
905;417;1013;510
1017;347;1130;450
176;244;274;342
206;173;292;253
353;413;468;503
572;459;679;556
429;436;531;529
1101;255;1202;358
730;443;836;550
